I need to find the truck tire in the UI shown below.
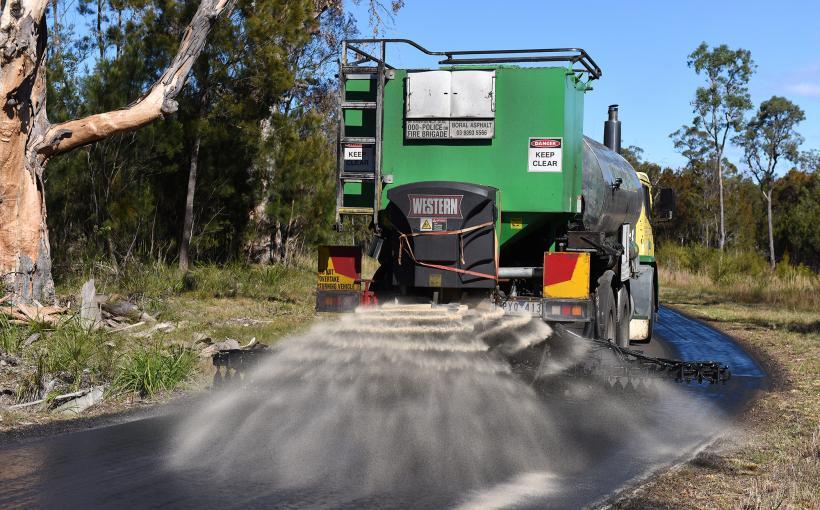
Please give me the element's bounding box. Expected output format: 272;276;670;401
595;272;616;343
616;286;630;348
644;285;656;343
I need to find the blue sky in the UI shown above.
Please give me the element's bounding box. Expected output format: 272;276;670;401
345;0;820;170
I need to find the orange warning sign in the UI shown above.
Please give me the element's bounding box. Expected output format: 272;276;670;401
317;246;361;291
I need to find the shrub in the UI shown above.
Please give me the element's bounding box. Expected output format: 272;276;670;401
14;355;46;403
706;251;767;284
110;344;196;398
40;319;116;390
685;244;715;274
657;243;819;311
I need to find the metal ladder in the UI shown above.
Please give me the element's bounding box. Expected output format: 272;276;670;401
335;41;390;231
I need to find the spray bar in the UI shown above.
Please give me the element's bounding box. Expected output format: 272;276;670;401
554;325;731;384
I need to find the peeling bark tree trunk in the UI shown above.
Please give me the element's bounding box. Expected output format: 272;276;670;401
0;0;52;301
0;0;234;303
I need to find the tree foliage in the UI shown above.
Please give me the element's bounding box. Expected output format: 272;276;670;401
44;0;354;274
736;96;805;190
772;169;819;267
735;96;805;267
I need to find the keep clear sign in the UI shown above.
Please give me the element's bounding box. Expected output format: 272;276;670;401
343;144;374;173
406;120;494;140
528;137;562;172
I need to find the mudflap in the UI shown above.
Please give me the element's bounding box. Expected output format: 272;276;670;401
316;291;362;312
212;346;271;386
629;263;654;342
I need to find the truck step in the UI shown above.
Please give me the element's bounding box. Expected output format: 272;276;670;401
341;66;380;77
341;172;376;181
341;136;376;144
338;206;375;215
341;101;377;109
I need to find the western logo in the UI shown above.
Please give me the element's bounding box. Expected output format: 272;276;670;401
407;194;463;218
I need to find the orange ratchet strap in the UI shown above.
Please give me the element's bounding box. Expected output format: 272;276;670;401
397;221;499;281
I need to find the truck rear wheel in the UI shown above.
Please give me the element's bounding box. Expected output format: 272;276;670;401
616;287;630;348
603;306;616;343
643;287;656;343
595;277;616;343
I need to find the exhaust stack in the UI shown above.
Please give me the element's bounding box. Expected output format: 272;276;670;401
603;104;621;154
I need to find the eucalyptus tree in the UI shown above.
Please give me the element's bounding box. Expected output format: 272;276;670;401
735;96;805;268
0;0;235;301
673;43;754;250
178;0;328;271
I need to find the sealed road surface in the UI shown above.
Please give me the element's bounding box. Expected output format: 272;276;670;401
0;307;766;509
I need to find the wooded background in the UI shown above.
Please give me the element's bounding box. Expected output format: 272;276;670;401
42;0;353;276
17;0;820;289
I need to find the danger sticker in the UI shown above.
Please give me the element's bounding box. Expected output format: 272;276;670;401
420;218;433;231
343;144;364;160
528;137;562;172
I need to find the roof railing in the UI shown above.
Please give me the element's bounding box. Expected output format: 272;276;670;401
343;38;602;80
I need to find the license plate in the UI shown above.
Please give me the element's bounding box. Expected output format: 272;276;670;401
499;299;542;316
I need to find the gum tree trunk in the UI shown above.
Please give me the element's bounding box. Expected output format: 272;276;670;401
178;133;201;273
766;189;775;269
0;0;52;301
0;0;234;303
716;153;726;250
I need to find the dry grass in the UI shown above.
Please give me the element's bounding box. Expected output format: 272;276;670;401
613;273;820;510
656;244;819;312
662;267;819;313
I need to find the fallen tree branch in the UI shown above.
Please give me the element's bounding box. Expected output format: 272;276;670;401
110;321;146;333
9;398;45;410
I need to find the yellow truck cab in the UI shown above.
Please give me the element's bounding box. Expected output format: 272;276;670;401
629;171;658;342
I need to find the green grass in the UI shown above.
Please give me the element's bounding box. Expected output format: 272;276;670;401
3;318;119;401
0;315;23;354
40;319;118;390
109;344;197;398
3;260;319;430
51;260;317;391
